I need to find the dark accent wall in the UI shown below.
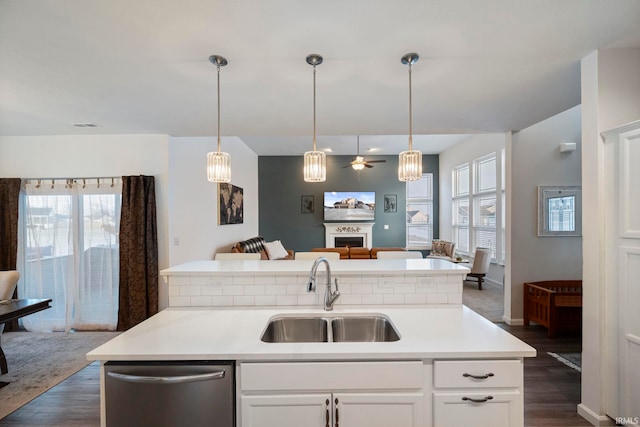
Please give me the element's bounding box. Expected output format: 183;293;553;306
258;154;439;251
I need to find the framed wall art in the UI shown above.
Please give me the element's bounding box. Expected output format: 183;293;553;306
301;195;314;214
384;194;397;213
538;186;582;236
219;183;244;225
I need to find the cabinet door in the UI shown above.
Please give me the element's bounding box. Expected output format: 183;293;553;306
241;394;331;427
433;391;522;427
334;392;424;427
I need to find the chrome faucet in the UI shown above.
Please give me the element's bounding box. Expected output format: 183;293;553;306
307;257;340;311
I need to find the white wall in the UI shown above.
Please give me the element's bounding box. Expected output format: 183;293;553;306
580;48;640;425
167;136;259;265
439;133;506;286
0;134;171;307
509;105;583;324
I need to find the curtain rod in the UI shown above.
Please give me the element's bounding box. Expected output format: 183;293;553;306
23;176;121;181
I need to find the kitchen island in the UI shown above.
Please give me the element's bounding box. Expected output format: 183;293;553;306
88;305;535;427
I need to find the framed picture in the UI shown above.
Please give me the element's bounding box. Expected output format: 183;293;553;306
384;194;397;213
538;186;581;236
301;195;314;214
219;183;244;225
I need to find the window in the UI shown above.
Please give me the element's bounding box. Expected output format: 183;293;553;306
473;155;497;259
452;152;504;263
452;164;469;253
406;173;433;249
18;178;122;332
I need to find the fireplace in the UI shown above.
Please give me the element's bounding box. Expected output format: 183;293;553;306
334;236;364;248
323;223;374;249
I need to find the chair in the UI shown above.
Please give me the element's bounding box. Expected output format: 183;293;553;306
426;240;456;260
1;270;20;374
215;253;261;260
465;247;492;290
376;251;423;259
295;252;340;260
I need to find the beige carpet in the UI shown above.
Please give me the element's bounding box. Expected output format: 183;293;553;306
0;330;120;419
462;278;504;322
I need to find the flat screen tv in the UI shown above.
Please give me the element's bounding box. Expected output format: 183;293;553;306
324;191;375;221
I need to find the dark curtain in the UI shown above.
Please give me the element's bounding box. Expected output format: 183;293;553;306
0;178;22;331
117;175;159;331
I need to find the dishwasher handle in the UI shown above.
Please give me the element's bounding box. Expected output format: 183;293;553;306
107;370;225;385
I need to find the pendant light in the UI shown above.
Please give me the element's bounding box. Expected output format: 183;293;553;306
398;52;422;182
303;54;326;182
207;55;231;183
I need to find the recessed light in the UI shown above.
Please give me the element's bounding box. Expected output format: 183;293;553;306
367;148;379;152
323;148;333;152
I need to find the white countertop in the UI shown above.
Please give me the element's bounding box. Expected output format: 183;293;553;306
160;259;470;276
87;306;536;361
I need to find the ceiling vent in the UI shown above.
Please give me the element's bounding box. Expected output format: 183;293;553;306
72;122;98;128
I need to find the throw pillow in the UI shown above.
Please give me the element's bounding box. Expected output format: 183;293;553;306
238;236;266;253
264;240;289;260
431;240;447;256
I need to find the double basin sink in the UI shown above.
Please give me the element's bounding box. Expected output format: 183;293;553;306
261;314;400;343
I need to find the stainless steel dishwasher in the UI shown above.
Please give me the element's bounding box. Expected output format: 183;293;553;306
104;360;235;427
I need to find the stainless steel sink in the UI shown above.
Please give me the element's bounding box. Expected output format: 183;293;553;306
261;314;400;343
331;316;400;342
260;317;328;343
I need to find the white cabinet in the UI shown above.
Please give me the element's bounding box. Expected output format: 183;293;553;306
432;360;524;427
241;392;423;427
241;394;331;427
239;361;425;427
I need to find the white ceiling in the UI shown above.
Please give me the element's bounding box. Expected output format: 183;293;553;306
2;0;640;155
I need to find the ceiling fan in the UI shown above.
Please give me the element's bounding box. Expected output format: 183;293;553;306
343;136;387;170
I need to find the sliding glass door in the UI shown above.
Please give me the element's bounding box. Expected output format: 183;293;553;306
17;179;121;332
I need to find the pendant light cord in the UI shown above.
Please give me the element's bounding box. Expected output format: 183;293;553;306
313;64;317;151
408;62;413;151
217;63;222;153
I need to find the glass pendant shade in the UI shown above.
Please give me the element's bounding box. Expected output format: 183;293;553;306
207;151;231;183
304;150;326;182
398;149;422;181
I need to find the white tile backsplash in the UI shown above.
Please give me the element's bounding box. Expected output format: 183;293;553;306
167;272;465;308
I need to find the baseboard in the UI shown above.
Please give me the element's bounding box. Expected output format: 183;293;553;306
502;316;524;326
577;404;616;426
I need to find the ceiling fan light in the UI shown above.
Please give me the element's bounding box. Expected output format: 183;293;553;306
304;150;326;182
352;162;366;171
207;151;231;183
398;149;422;182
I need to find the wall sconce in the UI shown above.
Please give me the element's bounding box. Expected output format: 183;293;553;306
560;142;576;153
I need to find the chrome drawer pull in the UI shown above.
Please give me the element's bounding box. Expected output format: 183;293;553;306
107;370;225;385
463;372;494;380
462;395;494;403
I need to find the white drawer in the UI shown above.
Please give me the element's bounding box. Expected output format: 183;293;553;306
240;361;425;392
433;360;522;389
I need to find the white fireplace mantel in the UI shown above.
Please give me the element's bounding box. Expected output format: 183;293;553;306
323;222;374;249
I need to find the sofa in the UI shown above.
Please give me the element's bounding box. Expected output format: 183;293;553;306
311;247;408;259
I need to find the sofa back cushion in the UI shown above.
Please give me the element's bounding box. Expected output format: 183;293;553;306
349;247;371;259
311;247;349;259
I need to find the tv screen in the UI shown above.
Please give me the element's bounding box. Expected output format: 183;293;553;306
324;191;375;221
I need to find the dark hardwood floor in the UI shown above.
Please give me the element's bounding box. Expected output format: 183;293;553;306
0;325;591;427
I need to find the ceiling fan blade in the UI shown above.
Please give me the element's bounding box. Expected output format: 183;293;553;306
365;164;374;168
366;160;386;163
342;165;352;168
